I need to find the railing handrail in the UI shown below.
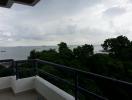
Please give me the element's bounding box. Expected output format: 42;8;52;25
34;59;132;100
35;59;132;86
0;59;132;100
0;59;14;62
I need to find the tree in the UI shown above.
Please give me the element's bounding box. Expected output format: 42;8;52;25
39;49;59;63
101;35;131;60
27;41;132;99
89;54;125;78
58;42;74;61
73;44;93;70
73;44;93;60
28;49;40;59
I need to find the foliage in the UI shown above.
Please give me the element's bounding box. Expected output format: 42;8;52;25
27;36;132;100
73;44;93;60
28;38;132;81
101;35;132;60
0;65;13;77
89;54;126;79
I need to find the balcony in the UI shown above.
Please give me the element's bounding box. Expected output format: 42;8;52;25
0;59;131;100
0;88;41;100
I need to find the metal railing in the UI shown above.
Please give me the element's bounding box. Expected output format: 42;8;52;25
0;59;132;100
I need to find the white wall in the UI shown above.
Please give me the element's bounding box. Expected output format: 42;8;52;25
0;76;12;90
11;77;35;93
0;76;74;100
35;76;74;100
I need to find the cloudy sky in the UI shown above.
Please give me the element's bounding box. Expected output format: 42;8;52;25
0;0;132;46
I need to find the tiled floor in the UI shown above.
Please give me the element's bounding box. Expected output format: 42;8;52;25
0;89;45;100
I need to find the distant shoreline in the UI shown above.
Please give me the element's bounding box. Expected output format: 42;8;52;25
0;44;101;48
0;45;103;60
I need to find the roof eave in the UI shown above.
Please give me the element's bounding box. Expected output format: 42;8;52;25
14;0;40;6
0;0;13;8
0;0;40;8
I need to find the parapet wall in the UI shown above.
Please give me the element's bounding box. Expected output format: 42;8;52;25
0;76;74;100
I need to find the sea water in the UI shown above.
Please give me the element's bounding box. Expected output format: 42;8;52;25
0;45;103;60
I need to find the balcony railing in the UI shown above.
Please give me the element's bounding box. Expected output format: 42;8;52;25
0;59;132;100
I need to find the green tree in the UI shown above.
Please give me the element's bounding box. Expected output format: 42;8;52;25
27;41;132;99
58;42;74;65
73;44;93;69
101;35;131;60
39;49;59;63
73;44;93;60
28;49;40;59
89;54;125;79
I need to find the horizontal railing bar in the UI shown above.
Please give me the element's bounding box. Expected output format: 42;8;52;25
35;59;132;87
19;67;34;71
36;59;75;72
39;70;107;100
39;70;74;87
15;59;33;63
39;69;107;100
0;59;14;62
1;59;130;99
1;59;131;87
78;86;108;100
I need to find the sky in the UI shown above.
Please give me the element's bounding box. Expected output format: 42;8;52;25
0;0;132;46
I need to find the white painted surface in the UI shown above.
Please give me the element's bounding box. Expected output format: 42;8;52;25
12;77;35;93
0;76;11;89
0;76;74;100
35;76;74;100
10;76;16;93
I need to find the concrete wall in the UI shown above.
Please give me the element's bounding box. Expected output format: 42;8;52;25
35;76;74;100
11;76;35;93
0;76;11;90
0;76;35;93
0;76;74;100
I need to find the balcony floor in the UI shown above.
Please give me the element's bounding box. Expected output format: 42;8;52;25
0;89;45;100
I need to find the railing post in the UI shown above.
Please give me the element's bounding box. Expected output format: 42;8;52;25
15;62;19;80
35;59;39;76
12;60;16;76
75;71;79;100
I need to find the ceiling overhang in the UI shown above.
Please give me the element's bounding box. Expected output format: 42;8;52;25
0;0;40;8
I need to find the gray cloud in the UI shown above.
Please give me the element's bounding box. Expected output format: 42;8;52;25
103;7;126;17
0;0;131;46
12;0;103;23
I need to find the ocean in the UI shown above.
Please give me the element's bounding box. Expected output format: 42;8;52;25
0;45;103;60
